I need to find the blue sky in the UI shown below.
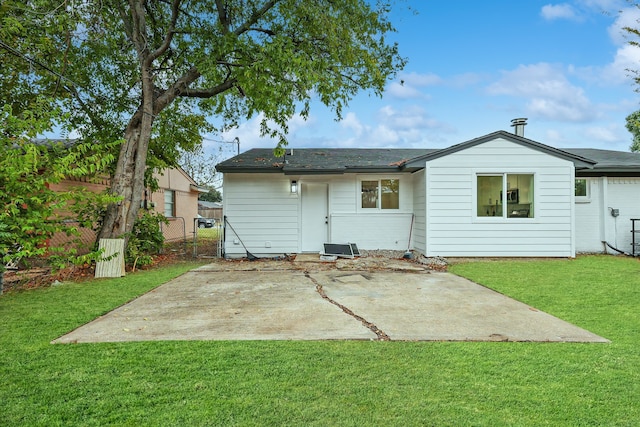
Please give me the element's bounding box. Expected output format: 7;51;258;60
212;0;640;158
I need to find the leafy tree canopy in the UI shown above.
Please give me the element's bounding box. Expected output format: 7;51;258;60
626;110;640;152
199;187;223;203
0;103;117;272
1;0;406;243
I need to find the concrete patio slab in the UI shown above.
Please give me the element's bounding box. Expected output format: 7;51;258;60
52;267;609;344
313;271;608;342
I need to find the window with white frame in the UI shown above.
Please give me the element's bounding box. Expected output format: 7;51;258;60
361;179;399;209
164;190;175;217
477;173;534;218
575;178;590;201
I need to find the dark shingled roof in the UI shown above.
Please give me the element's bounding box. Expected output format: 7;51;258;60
215;148;436;174
215;139;640;176
563;148;640;175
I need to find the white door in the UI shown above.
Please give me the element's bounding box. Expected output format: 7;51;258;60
301;183;328;252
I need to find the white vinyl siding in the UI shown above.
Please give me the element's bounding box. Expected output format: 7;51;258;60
575;177;640;254
330;178;357;212
333;174;413;250
330;213;413;250
575;177;603;253
223;173;299;257
223;173;416;256
425;138;575;257
605;178;640;253
412;170;426;253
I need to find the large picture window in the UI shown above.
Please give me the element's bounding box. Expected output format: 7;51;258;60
361;179;399;209
477;174;534;218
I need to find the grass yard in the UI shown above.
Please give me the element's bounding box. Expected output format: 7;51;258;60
197;225;221;239
1;255;639;426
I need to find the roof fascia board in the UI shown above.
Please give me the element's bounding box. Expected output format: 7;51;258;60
403;131;596;169
219;166;411;175
577;170;640;177
216;166;284;173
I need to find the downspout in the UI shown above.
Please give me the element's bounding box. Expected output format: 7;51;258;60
424;165;430;257
221;174;226;258
570;166;576;257
600;176;608;253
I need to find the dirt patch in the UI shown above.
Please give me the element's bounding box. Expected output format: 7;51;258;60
1;251;190;293
197;250;446;273
2;249;450;293
2;265;94;292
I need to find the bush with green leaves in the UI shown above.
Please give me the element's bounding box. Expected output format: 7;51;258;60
0;103;118;274
125;212;169;268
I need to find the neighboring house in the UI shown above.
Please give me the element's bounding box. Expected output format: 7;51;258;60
40;139;204;249
152;166;207;237
198;201;223;222
216;121;640;258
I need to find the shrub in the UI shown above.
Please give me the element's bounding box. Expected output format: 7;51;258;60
126;211;168;269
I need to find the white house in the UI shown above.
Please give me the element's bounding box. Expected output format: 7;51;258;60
216;122;640;258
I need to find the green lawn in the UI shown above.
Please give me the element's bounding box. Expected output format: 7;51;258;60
197;225;221;239
1;256;639;426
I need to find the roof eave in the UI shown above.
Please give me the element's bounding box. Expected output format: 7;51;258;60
577;168;640;177
215;166;284;173
404;131;598;169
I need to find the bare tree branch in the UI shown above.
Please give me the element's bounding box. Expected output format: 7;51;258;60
153;66;201;112
215;0;230;33
234;0;279;36
180;79;237;99
148;0;182;63
249;27;276;36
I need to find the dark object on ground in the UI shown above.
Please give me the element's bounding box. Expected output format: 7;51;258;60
197;215;215;228
323;243;360;258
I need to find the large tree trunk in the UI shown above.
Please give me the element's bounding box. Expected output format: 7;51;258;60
97;44;156;248
96;1;202;246
97;112;153;246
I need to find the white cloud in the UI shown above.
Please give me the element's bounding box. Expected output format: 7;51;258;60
577;0;623;10
376;105;442;131
324;105;451;148
386;81;428;99
584;125;623;142
541;3;580;21
486;63;596;122
339;112;364;136
212;112;319;153
602;44;640;83
608;6;640;46
543;128;565;144
564;7;640;87
401;72;443;86
370;124;401;145
386;72;441;99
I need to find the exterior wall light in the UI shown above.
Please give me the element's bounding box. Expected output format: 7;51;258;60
290;180;298;193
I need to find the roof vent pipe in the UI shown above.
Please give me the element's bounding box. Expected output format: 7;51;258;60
511;118;527;137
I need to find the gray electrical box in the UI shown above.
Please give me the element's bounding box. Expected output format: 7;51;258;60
611;208;620;217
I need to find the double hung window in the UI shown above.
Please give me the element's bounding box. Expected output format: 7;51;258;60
164;190;176;217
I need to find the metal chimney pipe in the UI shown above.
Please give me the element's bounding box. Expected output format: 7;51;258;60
511;118;527;137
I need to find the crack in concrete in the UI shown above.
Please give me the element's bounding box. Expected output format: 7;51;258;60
304;272;391;341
